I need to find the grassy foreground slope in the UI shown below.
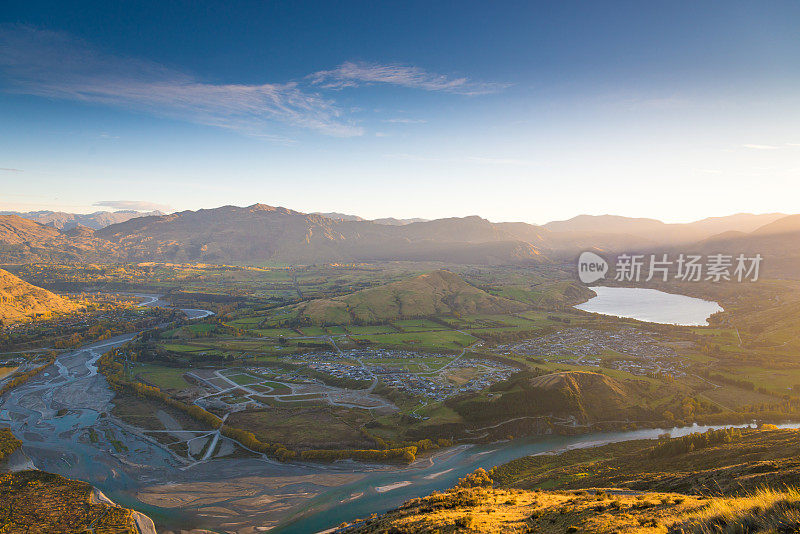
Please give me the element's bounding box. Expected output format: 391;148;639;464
343;429;800;533
0;268;79;324
342;485;800;533
492;428;800;495
0;470;148;533
293;270;528;324
0;428;152;533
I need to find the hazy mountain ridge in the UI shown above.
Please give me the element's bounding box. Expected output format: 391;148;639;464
0;204;797;269
94;205;545;264
1;210;164;230
0;214;62;244
673;214;800;278
313;212;429;225
96;204;350;263
312;212;366;222
545;212;788;247
371;217;430;225
0;214;119;263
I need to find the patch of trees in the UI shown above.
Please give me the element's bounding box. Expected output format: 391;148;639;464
404;422;467;442
3;305;181;351
661;395;722;423
219;425;297;461
0;428;22;462
648;428;742;458
402;487;486;514
298;446;418;463
99;349;222;429
0;352;56;397
361;425;452;453
220;424;419;463
454;468;493;489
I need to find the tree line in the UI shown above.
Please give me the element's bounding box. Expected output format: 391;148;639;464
0;428;22;462
648;427;743;458
0;352;57;397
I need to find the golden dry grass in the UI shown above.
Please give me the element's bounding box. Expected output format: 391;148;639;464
674;488;800;533
343;486;800;534
0;268;80;324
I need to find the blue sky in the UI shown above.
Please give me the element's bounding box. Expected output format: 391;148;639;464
1;1;799;223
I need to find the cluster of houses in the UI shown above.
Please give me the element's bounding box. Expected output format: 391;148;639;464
298;348;519;401
498;327;676;359
496;327;687;378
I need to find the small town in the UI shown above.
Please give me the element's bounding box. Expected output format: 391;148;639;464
285;348;519;401
495;327;688;377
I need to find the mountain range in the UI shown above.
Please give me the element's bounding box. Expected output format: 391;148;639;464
91;205;544;264
0;204;798;276
313;212;428;225
544;212;787;243
1;210;164;230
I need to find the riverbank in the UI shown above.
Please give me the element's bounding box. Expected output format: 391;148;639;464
268;421;800;533
0;293;796;533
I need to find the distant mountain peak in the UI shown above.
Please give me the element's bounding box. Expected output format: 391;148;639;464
752;214;800;235
248;203;279;211
313;212;366;222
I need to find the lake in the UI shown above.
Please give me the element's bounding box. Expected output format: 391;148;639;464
574;286;723;326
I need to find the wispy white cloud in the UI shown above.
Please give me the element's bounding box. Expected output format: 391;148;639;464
93;200;171;211
0;167;23;172
310;61;508;95
0;25;363;138
616;95;689;110
742;144;781;150
383;153;448;162
384;118;428;124
384;153;534;166
466;156;535;167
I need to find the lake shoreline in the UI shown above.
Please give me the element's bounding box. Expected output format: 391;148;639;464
575;286;723;326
